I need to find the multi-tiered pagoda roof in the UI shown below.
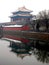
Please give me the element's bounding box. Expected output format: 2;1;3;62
10;6;33;22
0;6;34;26
10;6;33;24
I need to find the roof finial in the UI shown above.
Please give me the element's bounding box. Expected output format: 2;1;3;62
17;6;32;12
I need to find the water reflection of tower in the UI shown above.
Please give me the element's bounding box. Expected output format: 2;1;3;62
9;39;49;61
17;53;32;59
9;41;32;59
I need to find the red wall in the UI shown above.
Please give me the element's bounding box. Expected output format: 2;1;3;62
3;27;22;31
3;25;30;31
22;25;30;30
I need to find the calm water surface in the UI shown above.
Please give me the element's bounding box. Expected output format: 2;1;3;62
0;39;49;65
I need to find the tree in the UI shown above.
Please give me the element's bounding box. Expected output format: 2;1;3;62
37;10;49;31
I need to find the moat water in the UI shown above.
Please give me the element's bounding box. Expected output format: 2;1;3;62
0;35;49;65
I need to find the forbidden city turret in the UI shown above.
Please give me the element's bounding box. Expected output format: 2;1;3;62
10;6;33;25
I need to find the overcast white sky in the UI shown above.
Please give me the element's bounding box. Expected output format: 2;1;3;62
0;0;49;23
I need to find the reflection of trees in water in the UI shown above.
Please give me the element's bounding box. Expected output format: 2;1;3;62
9;40;49;63
34;49;49;63
33;41;49;63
